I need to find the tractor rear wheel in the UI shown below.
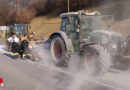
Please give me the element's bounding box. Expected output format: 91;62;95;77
82;44;112;76
50;36;68;66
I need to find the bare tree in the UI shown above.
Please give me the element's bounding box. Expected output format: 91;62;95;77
0;0;10;25
7;8;36;24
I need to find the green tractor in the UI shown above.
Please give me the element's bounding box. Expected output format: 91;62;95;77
49;10;123;74
5;24;31;51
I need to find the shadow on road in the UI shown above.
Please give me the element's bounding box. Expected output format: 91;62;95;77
2;53;14;59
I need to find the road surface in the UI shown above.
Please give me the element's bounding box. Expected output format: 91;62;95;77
0;45;130;90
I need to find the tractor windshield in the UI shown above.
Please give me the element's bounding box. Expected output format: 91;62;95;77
81;15;102;30
13;24;26;34
81;15;113;30
80;15;113;38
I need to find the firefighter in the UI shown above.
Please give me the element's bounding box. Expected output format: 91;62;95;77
20;35;30;59
28;32;35;48
29;32;35;40
7;33;20;59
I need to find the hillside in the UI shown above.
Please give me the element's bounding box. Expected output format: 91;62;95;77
30;16;60;39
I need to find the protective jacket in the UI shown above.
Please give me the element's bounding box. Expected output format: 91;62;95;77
7;36;20;54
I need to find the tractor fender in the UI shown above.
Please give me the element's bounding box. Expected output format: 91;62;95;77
81;42;96;50
49;31;74;52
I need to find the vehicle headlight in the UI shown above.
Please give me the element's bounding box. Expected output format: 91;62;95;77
112;44;117;49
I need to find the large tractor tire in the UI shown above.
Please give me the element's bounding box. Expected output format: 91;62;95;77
82;44;112;76
50;36;68;66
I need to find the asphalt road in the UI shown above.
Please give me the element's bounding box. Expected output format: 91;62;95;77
0;47;130;90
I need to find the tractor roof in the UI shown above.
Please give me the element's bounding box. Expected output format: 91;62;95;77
60;12;78;18
60;11;100;18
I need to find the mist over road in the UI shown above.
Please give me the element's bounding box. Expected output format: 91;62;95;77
0;45;130;90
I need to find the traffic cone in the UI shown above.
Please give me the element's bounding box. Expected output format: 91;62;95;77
0;77;4;88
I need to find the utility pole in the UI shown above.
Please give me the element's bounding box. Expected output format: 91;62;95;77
17;0;20;16
68;0;70;12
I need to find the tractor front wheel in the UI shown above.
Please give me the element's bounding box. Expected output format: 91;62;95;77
50;36;68;66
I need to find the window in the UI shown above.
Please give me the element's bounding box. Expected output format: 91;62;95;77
60;17;68;31
60;16;78;31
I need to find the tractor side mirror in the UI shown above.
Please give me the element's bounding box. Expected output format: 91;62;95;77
28;25;31;30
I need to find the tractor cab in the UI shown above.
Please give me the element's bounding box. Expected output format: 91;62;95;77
5;24;31;51
6;24;30;39
60;11;113;50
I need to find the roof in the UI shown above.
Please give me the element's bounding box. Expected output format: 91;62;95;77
60;12;78;18
60;11;101;18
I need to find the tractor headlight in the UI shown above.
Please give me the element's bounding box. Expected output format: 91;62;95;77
112;44;117;49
